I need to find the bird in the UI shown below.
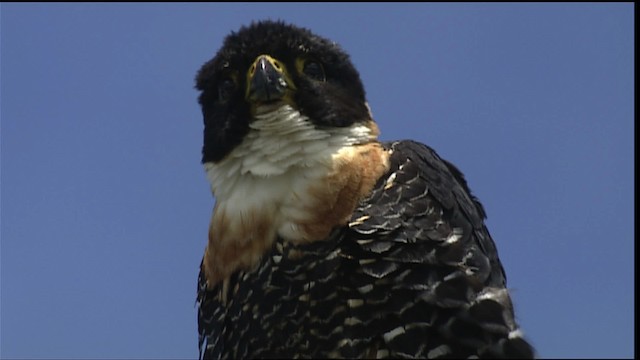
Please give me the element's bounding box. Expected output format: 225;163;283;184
194;20;535;359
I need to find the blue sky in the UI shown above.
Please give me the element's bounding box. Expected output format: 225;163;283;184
1;3;633;359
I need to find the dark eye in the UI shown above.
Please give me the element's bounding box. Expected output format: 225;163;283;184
218;78;235;102
302;60;325;81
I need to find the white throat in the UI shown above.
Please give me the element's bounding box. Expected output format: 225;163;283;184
203;104;377;241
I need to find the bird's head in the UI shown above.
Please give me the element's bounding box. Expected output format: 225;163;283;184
195;20;375;165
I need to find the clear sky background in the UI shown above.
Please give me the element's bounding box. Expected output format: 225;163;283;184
1;3;633;359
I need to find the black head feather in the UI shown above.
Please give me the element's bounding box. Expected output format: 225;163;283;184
195;20;369;163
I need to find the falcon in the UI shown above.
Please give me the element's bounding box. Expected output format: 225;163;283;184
194;20;535;359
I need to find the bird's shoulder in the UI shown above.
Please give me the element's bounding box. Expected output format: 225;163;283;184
348;139;506;286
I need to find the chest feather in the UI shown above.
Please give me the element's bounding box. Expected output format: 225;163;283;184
201;106;389;286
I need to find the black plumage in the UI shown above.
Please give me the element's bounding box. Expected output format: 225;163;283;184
195;20;534;359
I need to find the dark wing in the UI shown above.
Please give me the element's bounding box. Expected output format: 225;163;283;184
197;260;222;359
344;139;534;358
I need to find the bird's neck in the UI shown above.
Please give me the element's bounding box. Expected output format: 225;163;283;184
201;105;390;287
